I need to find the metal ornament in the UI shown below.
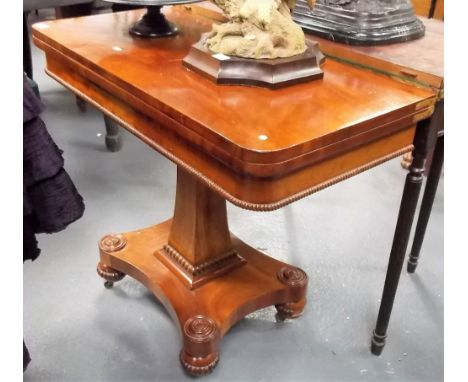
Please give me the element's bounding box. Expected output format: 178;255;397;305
293;0;425;45
105;0;201;38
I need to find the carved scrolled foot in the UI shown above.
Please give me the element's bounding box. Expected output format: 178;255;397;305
180;315;220;376
277;266;308;288
275;298;307;320
97;234;127;287
99;234;127;253
97;262;125;288
275;266;308;320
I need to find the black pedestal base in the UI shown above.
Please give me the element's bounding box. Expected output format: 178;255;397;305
129;6;178;38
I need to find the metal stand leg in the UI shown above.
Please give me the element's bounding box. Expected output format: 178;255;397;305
371;119;433;355
407;135;443;272
104;116;123;152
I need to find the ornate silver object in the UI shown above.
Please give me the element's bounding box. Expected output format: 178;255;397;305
293;0;425;45
105;0;201;37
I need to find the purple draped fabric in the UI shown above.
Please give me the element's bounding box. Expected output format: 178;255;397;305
23;75;85;371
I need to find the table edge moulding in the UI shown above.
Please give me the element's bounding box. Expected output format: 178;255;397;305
32;5;437;376
32;8;435;210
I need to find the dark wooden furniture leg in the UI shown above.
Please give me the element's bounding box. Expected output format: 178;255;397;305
55;3;94;112
75;97;87;112
371;118;435;355
407;134;444;273
56;2;124;151
407;100;444;272
104;116;123;152
23;12;40;97
23;12;33;79
85;3;141;152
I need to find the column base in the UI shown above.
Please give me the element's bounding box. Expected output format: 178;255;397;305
98;219;308;376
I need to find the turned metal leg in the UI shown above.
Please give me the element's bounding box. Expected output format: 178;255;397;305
104;116;123;152
407;135;444;273
371;118;434;355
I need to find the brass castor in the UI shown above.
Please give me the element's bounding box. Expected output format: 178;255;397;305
97;261;125;288
104;280;114;289
275;298;307;320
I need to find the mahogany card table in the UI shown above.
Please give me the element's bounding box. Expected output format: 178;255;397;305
33;7;436;376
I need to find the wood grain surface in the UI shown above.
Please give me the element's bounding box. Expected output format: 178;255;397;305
33;6;434;208
188;2;443;94
412;0;432;17
32;7;434;169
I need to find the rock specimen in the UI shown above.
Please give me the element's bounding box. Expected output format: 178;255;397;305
207;0;316;59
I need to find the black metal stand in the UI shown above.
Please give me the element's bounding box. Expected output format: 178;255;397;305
130;6;178;38
371;117;436;355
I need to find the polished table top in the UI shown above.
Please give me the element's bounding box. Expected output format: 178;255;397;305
32;6;435;208
190;2;444;95
310;17;444;96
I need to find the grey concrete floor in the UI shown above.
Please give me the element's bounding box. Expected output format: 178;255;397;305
24;11;444;382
